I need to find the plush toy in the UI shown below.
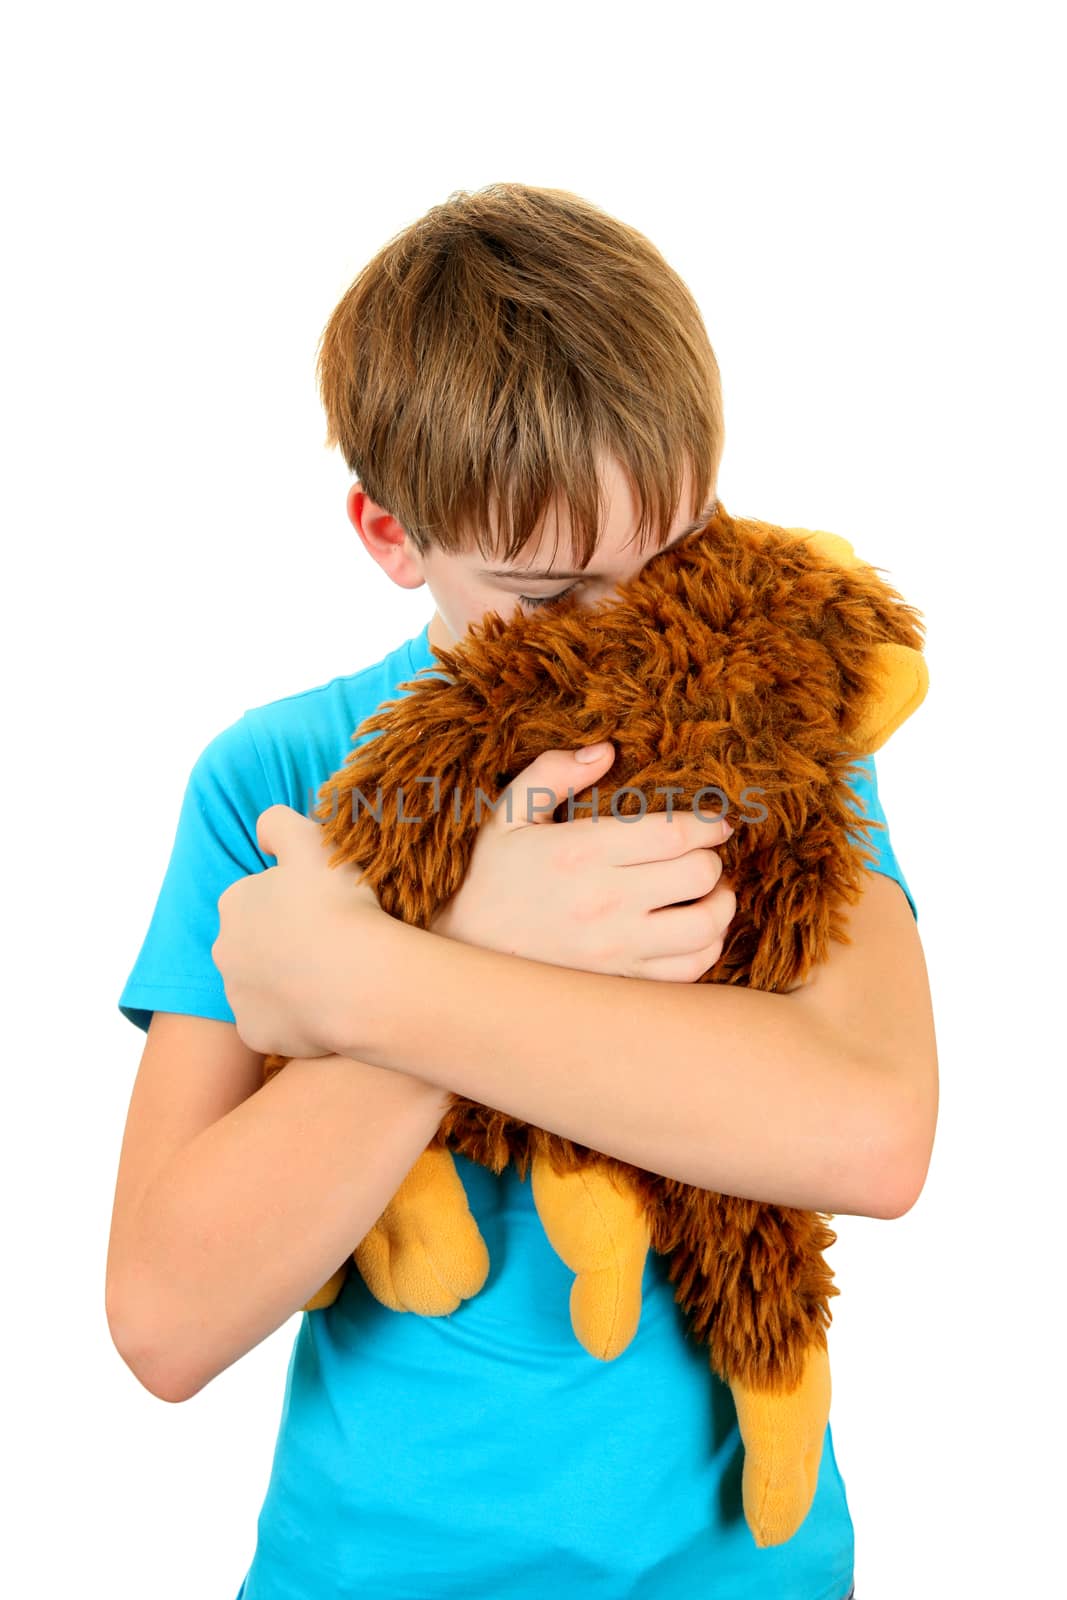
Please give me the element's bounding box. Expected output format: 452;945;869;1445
262;498;928;1548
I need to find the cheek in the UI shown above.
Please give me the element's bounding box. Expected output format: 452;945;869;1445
431;573;521;635
466;587;524;629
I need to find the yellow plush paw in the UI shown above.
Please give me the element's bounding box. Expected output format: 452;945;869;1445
354;1145;491;1316
567;1248;648;1362
730;1340;832;1548
531;1154;651;1361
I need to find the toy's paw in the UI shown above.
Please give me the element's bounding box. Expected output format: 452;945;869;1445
568;1247;648;1363
729;1340;831;1549
531;1154;651;1362
354;1145;491;1316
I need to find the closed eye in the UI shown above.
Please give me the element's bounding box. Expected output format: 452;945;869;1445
517;584;581;609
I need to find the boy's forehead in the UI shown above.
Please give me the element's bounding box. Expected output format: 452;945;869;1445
445;455;709;578
473;504;714;579
452;451;707;577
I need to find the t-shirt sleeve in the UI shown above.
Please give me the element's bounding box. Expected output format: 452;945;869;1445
117;716;275;1033
842;753;918;922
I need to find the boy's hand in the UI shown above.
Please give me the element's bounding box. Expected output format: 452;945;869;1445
212;805;385;1059
429;742;737;983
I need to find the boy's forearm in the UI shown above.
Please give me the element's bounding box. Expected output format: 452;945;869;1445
115;1057;450;1404
331;920;905;1220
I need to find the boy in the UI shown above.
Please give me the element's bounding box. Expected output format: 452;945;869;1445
107;182;936;1600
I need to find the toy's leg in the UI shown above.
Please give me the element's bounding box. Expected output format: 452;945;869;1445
727;1338;831;1549
531;1153;650;1361
354;1145;491;1315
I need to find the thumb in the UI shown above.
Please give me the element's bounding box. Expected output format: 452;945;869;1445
497;740;616;830
256;803;325;862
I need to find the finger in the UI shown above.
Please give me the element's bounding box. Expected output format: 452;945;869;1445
256;804;325;861
639;880;738;960
587;805;734;866
493;742;617;831
624;843;725;915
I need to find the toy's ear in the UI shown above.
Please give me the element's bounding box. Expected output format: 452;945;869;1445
785;526;860;568
786;526;929;755
844;641;929;753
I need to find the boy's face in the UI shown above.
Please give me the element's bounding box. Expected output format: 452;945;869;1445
347;453;716;654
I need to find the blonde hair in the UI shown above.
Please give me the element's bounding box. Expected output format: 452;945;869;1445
317;182;725;569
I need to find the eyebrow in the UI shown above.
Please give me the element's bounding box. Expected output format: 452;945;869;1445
481;502;718;581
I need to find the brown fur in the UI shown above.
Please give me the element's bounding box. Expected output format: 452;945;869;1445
263;499;926;1394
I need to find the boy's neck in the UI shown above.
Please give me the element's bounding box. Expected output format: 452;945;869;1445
427;610;457;654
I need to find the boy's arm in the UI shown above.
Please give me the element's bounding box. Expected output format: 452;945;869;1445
112;721;453;1402
107;1012;450;1404
330;867;936;1221
213;752;936;1225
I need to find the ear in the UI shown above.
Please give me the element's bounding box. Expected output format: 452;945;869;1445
844;641;929;753
785;526;929;755
785;526;859;568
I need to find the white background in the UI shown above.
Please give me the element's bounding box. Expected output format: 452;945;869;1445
4;3;1062;1596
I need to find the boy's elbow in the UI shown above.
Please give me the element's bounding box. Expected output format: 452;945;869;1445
873;1107;937;1220
112;1331;204;1405
862;1033;938;1220
875;1174;922;1221
878;1153;933;1220
105;1281;203;1404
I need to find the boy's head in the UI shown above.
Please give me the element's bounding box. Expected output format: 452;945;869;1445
316;182;725;650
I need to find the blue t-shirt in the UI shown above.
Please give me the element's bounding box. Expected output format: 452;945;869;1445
119;619;916;1600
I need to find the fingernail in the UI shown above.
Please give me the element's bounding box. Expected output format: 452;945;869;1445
697;806;733;834
576;741;611;763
